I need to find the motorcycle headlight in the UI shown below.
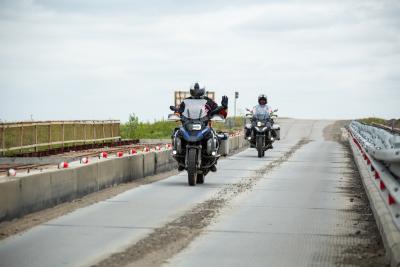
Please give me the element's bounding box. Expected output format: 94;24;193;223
188;123;202;131
257;121;264;127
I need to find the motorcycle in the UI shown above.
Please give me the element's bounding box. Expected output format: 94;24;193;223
244;108;280;158
168;99;226;186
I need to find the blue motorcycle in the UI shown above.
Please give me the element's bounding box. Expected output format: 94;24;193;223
169;99;225;186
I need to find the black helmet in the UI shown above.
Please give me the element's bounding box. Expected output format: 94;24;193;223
258;94;267;105
190;82;205;98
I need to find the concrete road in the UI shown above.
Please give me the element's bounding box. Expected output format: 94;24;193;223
0;119;378;267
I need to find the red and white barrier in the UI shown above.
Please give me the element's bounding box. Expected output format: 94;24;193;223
99;152;108;158
7;169;17;177
58;162;69;169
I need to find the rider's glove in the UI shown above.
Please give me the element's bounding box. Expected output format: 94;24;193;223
221;95;228;109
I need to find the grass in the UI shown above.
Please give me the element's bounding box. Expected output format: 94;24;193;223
120;114;245;140
358;117;400;129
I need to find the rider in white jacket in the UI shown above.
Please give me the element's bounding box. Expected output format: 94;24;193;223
252;94;271;117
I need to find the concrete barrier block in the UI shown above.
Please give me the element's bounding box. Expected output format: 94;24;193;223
76;163;99;196
143;152;156;177
0;179;21;221
113;156;140;183
155;150;176;174
228;138;234;153
230;136;239;151
130;154;144;180
20;172;52;215
50;168;77;204
97;160;115;190
238;136;244;149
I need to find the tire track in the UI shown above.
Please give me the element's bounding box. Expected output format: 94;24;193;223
92;138;311;267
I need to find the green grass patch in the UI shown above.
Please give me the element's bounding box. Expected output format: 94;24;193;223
120;114;245;140
358;117;400;129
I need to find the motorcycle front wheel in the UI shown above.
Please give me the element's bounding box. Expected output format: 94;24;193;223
256;135;264;158
187;148;197;186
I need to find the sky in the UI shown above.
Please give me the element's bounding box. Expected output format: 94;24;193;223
0;0;399;122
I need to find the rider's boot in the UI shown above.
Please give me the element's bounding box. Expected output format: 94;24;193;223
210;165;217;172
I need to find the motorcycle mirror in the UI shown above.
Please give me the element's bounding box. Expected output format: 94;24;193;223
168;114;181;121
210;115;225;123
245;108;251;112
170;105;178;112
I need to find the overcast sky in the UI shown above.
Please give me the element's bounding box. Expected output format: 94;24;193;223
0;0;399;122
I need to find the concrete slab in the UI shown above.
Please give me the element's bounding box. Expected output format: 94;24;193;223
143;152;155;177
0;179;21;221
20;172;52;215
50;168;77;204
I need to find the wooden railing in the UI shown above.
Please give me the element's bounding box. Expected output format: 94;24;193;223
0;120;121;156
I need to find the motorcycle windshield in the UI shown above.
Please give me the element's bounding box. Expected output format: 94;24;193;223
182;99;208;120
253;108;270;121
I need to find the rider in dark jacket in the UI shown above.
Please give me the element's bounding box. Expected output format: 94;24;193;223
175;83;228;118
170;82;228;172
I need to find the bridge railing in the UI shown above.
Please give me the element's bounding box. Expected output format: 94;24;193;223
0;120;121;156
349;121;400;228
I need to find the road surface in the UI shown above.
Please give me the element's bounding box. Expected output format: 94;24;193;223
0;119;386;267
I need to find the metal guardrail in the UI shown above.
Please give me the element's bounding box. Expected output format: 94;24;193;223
371;122;400;135
349;121;400;230
350;121;400;176
0;120;121;156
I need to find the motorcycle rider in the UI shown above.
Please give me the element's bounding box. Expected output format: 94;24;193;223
170;82;228;172
253;94;271;116
174;83;228;118
245;94;274;148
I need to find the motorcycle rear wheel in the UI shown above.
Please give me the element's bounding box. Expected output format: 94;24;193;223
197;173;204;184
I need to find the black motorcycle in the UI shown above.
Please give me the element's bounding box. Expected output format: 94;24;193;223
245;108;279;158
168;99;226;186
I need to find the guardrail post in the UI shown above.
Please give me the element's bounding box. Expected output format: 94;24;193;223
83;123;87;145
48;123;52;150
111;122;114;145
1;125;5;156
73;123;76;147
35;125;38;152
62;122;65;151
20;123;24;153
93;121;96;147
102;122;105;145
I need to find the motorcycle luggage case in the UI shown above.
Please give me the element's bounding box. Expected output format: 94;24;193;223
217;133;230;156
272;124;280;140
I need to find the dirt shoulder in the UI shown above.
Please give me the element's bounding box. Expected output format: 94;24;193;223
325;120;388;266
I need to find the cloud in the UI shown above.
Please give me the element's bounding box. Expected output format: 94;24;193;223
0;0;399;122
